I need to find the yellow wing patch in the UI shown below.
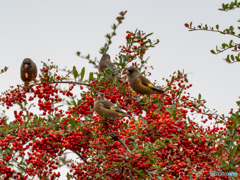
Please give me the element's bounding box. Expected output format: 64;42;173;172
25;73;29;78
110;107;117;111
147;84;153;88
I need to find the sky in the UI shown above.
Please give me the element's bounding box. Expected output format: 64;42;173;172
0;0;239;179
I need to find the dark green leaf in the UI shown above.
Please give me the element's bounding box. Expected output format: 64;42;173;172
122;55;128;61
222;43;228;49
79;136;90;145
69;118;76;128
73;66;78;80
42;153;47;160
106;63;114;72
89;72;93;82
80;67;85;81
188;172;193;180
9;122;17;128
230;145;238;159
67;173;70;180
142;119;148;125
198;93;201;100
210;50;216;54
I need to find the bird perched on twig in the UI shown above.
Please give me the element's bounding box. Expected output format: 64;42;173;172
126;66;169;96
94;92;130;119
98;54;124;82
98;54;116;76
20;58;37;88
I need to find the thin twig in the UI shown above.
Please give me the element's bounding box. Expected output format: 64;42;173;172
73;151;89;165
109;127;130;152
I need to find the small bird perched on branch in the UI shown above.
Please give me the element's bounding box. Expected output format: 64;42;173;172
20;58;37;88
98;54;116;76
94;92;130;119
98;54;124;82
126;66;169;96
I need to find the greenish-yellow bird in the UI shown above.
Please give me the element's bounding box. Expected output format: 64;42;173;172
94;92;130;119
126;66;169;96
98;54;116;76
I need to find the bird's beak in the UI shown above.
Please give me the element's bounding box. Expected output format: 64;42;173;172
126;70;129;75
24;64;29;69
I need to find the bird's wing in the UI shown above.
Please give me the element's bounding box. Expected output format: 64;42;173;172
98;61;107;73
101;100;130;116
101;61;116;71
139;75;165;93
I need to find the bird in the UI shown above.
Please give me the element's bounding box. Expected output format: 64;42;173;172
98;54;116;76
126;66;169;96
20;58;37;88
98;54;125;82
94;92;131;119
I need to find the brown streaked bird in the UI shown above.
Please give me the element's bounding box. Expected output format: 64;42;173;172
20;58;37;87
126;66;169;96
94;92;130;119
98;54;116;76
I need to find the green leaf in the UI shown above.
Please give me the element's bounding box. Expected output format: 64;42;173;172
233;133;238;141
216;24;219;30
188;172;193;180
234;121;238;128
217;164;226;168
16;166;25;172
80;67;85;81
210;50;216;54
122;55;128;61
198;93;201;100
151;99;159;105
69;118;76;128
9;122;17;128
119;56;123;64
230;145;238;160
166;108;172;114
222;43;228;49
79;136;90;145
142;118;148;125
144;32;153;38
111;75;118;86
186;158;191;165
42;153;47;160
89;72;93;82
67;173;70;180
73;66;78;80
80;121;83;131
106;63;114;72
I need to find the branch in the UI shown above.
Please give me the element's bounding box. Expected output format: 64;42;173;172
185;23;240;38
73;150;89;165
109;127;130;152
211;43;240;55
0;66;8;74
218;2;240;12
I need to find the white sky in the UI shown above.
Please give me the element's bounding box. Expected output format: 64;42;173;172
0;1;239;179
